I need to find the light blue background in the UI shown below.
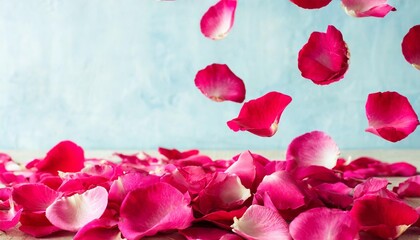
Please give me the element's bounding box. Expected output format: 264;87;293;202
0;0;419;150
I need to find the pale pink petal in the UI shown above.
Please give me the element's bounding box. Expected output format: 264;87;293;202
19;211;61;237
74;218;121;240
35;140;85;175
290;207;358;240
402;25;420;70
119;182;193;239
290;0;332;9
365;91;419;142
298;25;349;85
46;186;108;232
194;172;251;215
231;205;291;240
195;64;245;103
181;226;242;240
162;165;212;196
342;0;396;18
350;195;419;239
227;91;292;137
12;183;58;211
200;0;237;40
225;151;257;190
286;131;340;170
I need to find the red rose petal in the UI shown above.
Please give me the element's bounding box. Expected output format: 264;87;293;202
402;25;420;70
119;182;193;239
350;195;419;239
35;140;85;175
19;211;61;237
200;0;237;40
341;0;396;18
289;207;358;240
298;25;349;85
286;131;340;170
194;63;245;103
158;147;199;160
290;0;332;9
365;91;419;142
181;226;242;240
198;207;247;229
227;91;292;137
12;183;58;211
74;218;121;240
231;205;291;240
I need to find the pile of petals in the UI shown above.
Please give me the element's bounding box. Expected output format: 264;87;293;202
0;137;419;239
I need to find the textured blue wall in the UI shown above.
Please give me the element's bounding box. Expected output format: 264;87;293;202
0;0;419;150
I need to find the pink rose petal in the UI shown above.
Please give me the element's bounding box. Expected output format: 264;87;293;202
46;186;108;232
198;207;247;229
19;211;61;237
353;177;390;199
314;182;354;208
289;207;358;240
158;147;199;160
74;218;121;240
119;182;193;239
286;131;340;170
231;205;291;240
341;0;396;18
35;140;85;175
350;195;419;239
200;0;237;40
402;25;420;70
298;25;349;85
195;63;245;103
394;176;420;198
290;0;332;9
0;207;21;231
365;91;419;142
227;91;292;137
181;226;242;240
12;183;58;211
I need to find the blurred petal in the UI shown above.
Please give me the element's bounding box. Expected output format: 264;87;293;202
19;211;61;237
231;205;291;240
35;140;85;175
342;0;396;18
290;207;358;240
12;183;58;211
394;176;420;198
158;147;199;160
286;131;340;170
119;182;193;239
365;91;419;142
402;25;420;70
290;0;332;9
46;186;108;232
181;226;242;240
227;91;292;137
74;218;121;240
353;177;389;199
200;0;237;40
0;207;21;231
298;25;349;85
195;63;246;103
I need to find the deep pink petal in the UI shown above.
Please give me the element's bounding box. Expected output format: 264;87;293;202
74;218;121;240
46;186;108;232
290;207;358;240
200;0;237;40
119;182;193;239
365;91;419;142
298;25;349;85
225;151;256;190
402;25;420;70
342;0;396;18
388;162;417;176
0;207;21;231
353;177;389;199
294;165;341;186
19;211;61;237
181;226;242;240
290;0;332;9
231;205;291;240
195;63;245;103
162;165;212;196
198;207;247;229
394;176;420;198
350;195;419;239
35;140;85;175
12;183;58;211
314;182;354;208
227;91;292;137
286;131;340;170
158;147;199;160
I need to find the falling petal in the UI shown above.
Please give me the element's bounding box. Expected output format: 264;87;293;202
290;0;332;9
200;0;237;40
402;25;420;70
341;0;396;18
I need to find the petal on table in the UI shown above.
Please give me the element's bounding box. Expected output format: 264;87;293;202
12;183;58;211
394;176;420;198
227;91;292;137
365;91;419;142
74;218;121;240
298;25;349;85
19;211;61;237
402;25;420;70
200;0;237;40
195;63;245;103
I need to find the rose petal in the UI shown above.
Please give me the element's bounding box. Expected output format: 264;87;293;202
195;63;245;103
19;211;61;237
286;131;340;170
225;151;259;190
0;207;21;231
394;176;420;198
74;218;121;240
198;207;247;229
231;205;291;240
12;183;58;211
350;195;419;239
402;25;420;70
46;186;108;232
298;25;349;85
35;140;85;175
119;182;193;239
388;162;417;176
290;0;332;9
200;0;237;40
158;147;199;160
341;0;396;18
227;91;292;137
353;177;389;199
289;207;358;240
314;182;354;208
181;226;243;240
365;91;419;142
